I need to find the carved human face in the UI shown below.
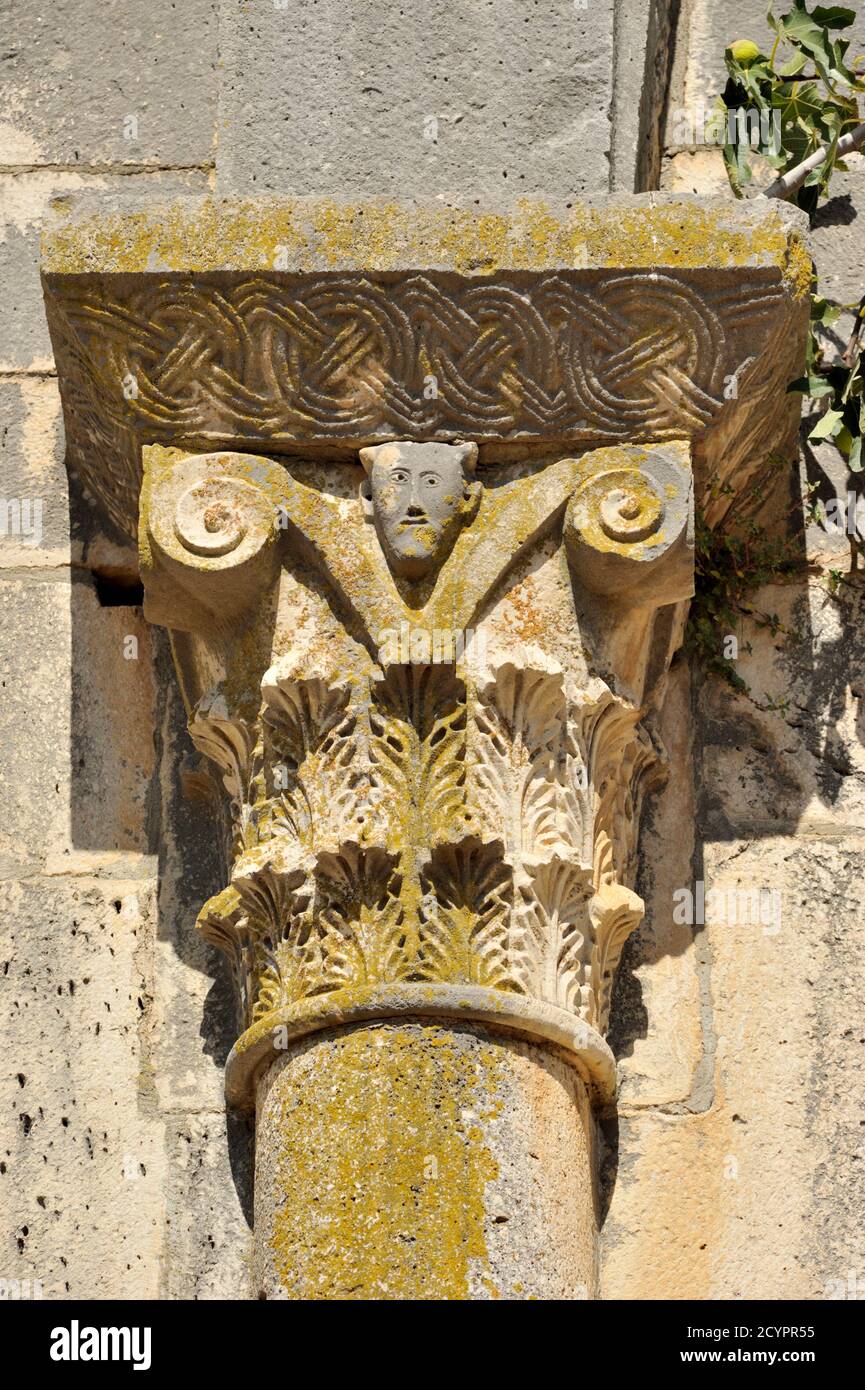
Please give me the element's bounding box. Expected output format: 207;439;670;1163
360;441;479;580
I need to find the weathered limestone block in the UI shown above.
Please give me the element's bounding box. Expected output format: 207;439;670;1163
160;1111;254;1301
0;378;71;566
700;579;865;837
0;876;165;1299
610;0;678;192
603;570;865;1296
610;660;703;1108
0;576;71;874
602;830;865;1300
0;574;156;871
215;0;613;200
0;0;217;168
1;171;210;374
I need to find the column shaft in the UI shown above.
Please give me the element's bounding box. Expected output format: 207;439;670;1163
253;1019;598;1300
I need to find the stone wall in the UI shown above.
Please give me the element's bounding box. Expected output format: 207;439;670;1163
1;0;251;1299
1;0;862;1300
603;0;865;1299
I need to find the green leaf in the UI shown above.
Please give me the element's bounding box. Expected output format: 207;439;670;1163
811;295;842;324
769;1;861;87
848;433;863;471
810;7;856;29
778;49;809;76
809;406;844;438
722;135;753;195
789;373;836;396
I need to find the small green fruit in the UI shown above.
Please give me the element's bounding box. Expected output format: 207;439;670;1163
730;39;761;66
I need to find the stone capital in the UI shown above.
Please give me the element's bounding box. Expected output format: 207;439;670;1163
43;191;809;1299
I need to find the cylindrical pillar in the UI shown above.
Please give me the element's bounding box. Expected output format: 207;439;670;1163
252;1018;598;1300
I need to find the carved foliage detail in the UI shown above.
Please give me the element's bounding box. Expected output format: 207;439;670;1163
513;858;595;1013
194;651;661;1036
418;838;516;990
314;846;411;990
470;662;586;859
369;663;469;848
188;692;261;856
261;671;360;851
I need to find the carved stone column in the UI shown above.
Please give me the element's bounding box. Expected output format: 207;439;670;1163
43;194;809;1299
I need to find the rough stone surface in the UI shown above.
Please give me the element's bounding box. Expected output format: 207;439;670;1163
0;574;157;869
254;1020;597;1300
0;0;217;169
603;830;865;1299
216;0;614;200
610;660;704;1108
699;580;865;839
611;0;678;193
602;577;865;1297
0;875;165;1298
0;377;73;565
0;170;211;373
160;1111;253;1300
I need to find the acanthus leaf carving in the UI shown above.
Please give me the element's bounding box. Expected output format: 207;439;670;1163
369;663;469;849
313;844;412;990
513;857;595;1012
418;838;517;992
586;880;645;1035
188;691;261;856
469;660;587;861
260;666;364;852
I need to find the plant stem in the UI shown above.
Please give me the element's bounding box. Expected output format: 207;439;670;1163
762;120;865;199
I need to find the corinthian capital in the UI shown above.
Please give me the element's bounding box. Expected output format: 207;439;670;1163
135;435;693;1108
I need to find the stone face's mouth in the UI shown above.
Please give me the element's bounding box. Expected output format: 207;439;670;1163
399;515;432;527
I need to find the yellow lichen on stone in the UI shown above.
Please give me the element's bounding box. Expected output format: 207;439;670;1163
43;193;807;280
263;1022;503;1300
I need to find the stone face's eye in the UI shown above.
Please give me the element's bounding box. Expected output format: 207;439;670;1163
391;469;408;483
423;474;439;487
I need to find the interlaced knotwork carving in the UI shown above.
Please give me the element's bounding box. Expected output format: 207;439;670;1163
49;269;784;538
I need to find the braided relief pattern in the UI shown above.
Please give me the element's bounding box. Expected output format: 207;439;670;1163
47;269;785;537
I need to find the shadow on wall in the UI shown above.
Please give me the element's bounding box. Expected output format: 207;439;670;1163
605;442;865;1046
67;472;255;1256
